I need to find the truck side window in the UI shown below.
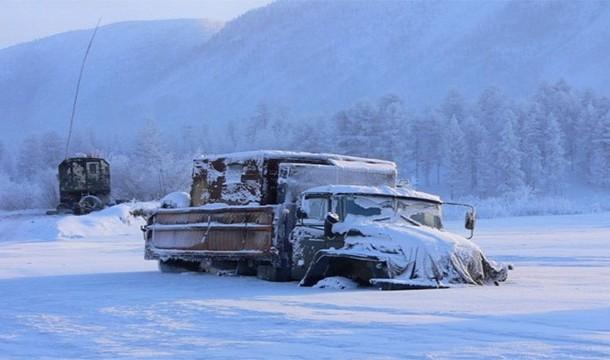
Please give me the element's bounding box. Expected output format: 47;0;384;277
87;162;98;174
303;196;328;224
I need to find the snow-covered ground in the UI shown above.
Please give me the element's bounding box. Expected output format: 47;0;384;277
1;207;609;359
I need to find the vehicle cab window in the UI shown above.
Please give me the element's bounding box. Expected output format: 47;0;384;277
396;201;443;229
301;195;330;224
87;162;98;175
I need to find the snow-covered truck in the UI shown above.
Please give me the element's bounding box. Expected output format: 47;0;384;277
53;157;112;215
142;151;508;289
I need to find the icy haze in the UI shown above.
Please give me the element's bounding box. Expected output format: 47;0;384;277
0;19;221;145
2;0;610;144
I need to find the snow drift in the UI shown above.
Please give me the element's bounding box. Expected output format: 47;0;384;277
56;203;155;239
0;203;156;242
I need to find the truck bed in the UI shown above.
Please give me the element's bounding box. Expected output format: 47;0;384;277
144;205;278;262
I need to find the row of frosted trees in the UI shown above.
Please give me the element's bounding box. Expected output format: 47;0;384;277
1;79;609;209
227;80;610;198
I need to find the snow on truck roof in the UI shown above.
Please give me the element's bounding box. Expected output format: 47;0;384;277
195;150;396;173
303;185;442;203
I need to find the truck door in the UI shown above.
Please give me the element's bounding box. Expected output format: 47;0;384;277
290;194;344;279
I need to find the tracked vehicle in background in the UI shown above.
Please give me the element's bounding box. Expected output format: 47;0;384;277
53;156;111;215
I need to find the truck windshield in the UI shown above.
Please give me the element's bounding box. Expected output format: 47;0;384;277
343;195;443;229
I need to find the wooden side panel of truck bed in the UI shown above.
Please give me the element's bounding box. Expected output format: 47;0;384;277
144;205;277;260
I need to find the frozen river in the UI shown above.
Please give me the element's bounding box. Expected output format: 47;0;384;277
0;208;609;359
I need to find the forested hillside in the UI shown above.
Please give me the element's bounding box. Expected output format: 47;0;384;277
2;0;610;213
2;79;610;216
0;19;221;145
2;0;610;145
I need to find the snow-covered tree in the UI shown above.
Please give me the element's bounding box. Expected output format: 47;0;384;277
461;115;495;196
373;94;404;161
334;100;374;157
17;135;43;180
289;117;331;153
247;103;273;147
589;111;610;186
519;104;544;190
440;89;466;122
39;131;64;169
477;87;507;135
534;80;580;170
412;111;440;185
446;115;468;198
495;110;525;193
540;113;567;192
225;120;239;152
124;119;190;200
178;123;211;157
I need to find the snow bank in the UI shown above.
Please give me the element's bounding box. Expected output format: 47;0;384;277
160;192;191;208
56;203;150;239
445;187;610;219
314;276;359;290
0;202;156;242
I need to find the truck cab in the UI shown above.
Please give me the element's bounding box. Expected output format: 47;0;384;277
289;185;445;282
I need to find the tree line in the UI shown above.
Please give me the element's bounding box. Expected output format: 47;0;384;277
228;80;610;199
1;79;609;210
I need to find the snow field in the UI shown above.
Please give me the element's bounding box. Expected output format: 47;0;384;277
0;208;609;358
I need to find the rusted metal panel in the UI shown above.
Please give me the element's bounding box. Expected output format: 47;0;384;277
147;223;273;231
146;205;277;253
150;228;273;251
189;151;396;207
191;158;264;206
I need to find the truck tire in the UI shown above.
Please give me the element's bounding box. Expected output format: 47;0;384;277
256;264;291;282
78;195;103;214
158;259;200;273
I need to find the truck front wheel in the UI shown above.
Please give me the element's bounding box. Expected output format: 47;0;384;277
256;264;291;282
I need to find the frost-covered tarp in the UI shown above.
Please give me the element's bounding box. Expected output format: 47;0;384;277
303;217;508;289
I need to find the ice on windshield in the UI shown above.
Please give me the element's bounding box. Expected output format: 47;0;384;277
302;196;329;224
347;196;393;217
344;195;443;229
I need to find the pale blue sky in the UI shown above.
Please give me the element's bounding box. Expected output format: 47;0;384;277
0;0;273;49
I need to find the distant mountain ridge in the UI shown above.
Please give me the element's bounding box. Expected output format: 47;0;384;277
2;0;610;147
0;19;221;146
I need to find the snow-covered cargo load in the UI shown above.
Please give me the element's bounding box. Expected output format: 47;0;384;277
142;150;508;288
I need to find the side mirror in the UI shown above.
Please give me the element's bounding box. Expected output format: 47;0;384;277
296;207;308;220
465;210;476;239
324;212;340;238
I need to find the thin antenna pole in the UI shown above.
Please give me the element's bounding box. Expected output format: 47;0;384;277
65;18;102;158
